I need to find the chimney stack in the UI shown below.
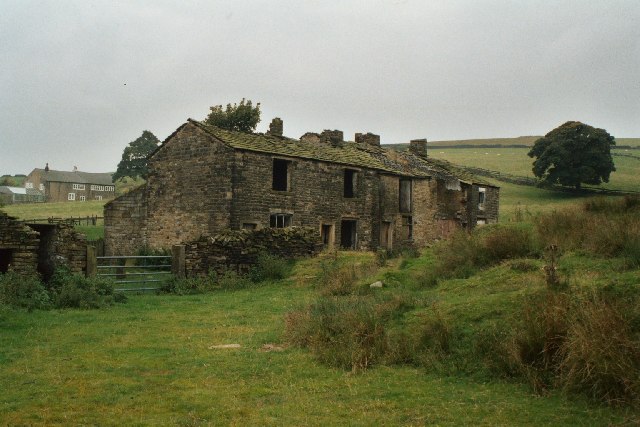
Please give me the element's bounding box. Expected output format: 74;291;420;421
409;139;428;157
320;130;343;145
355;132;380;147
45;163;50;172
267;117;283;137
73;165;78;172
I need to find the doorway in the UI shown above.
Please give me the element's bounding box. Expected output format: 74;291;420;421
340;220;357;249
380;221;392;249
0;249;13;273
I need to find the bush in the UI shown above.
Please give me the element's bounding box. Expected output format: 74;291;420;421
316;258;377;296
285;296;388;372
0;272;51;310
250;252;290;282
48;268;123;309
160;272;217;295
218;270;253;290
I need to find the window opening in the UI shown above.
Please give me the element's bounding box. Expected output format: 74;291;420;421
242;223;257;230
272;159;290;191
270;214;292;228
401;216;413;240
344;169;357;198
321;224;334;246
478;187;486;210
399;179;412;213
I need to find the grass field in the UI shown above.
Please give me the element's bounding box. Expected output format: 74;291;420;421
395;136;640;148
427;147;640;193
1;250;637;425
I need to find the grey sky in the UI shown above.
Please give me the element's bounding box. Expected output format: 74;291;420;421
1;0;639;175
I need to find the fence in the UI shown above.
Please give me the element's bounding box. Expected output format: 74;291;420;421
86;245;185;292
22;216;104;226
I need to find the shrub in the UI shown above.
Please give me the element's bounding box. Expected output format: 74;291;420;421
250;252;290;282
285;296;387;372
0;272;51;311
48;268;122;309
217;270;253;290
316;258;377;296
559;295;640;406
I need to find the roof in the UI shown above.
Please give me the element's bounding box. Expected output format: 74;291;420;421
158;119;496;187
0;186;44;196
31;169;113;185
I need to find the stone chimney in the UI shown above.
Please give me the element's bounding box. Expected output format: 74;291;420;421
355;132;380;147
45;163;50;172
409;139;428;157
300;132;321;144
320;130;343;145
267;117;283;137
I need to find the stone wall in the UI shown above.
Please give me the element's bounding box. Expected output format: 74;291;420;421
145;123;235;249
28;222;87;279
184;227;322;277
0;211;39;274
230;150;379;250
104;185;148;256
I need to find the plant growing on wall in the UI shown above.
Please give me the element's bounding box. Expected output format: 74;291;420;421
204;98;261;133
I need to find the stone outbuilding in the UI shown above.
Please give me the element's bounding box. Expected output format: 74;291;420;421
104;119;499;255
0;211;88;279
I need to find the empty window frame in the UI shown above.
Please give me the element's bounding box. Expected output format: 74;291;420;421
399;179;412;213
270;213;292;228
242;223;258;230
272;159;290;191
344;169;357;198
321;224;334;247
401;215;413;240
68;193;76;201
478;187;486;210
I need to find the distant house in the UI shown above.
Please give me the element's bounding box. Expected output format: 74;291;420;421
25;165;115;203
105;118;499;255
0;186;45;204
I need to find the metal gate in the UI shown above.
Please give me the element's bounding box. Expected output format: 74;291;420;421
96;255;172;292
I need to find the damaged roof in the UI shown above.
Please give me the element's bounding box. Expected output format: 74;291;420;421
163;119;495;187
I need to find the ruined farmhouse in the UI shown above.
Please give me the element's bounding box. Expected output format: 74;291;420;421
25;166;115;203
104;118;498;256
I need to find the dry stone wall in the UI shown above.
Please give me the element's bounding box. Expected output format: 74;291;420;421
0;211;39;274
184;227;321;277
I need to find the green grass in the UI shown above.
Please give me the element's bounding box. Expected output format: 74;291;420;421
3;200;105;220
388;136;640;148
427;147;640;192
1;252;634;425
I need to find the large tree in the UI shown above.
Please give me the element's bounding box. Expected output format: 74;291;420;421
528;121;615;190
112;130;160;182
204;98;261;132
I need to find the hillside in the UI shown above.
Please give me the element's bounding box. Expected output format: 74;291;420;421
385;136;640;150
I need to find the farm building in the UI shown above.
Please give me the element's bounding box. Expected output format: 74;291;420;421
25;165;115;203
0;211;88;279
0;186;45;205
104;118;499;256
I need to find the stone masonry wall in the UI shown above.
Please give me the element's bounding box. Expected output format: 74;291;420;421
184;227;322;277
145;123;235;249
0;211;39;274
230;150;378;250
104;185;148;256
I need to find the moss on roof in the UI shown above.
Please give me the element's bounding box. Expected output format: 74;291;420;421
185;119;495;186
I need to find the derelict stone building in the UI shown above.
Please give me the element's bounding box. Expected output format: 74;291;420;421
104;119;498;256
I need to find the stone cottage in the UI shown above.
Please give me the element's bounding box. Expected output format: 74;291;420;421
104;119;498;256
25;166;115;203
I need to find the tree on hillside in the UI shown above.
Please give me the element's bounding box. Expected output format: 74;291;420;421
204;98;261;132
112;130;160;182
528;121;615;190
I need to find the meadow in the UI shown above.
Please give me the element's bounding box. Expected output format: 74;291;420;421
2;143;639;425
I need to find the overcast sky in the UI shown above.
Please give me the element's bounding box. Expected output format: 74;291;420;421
1;1;639;175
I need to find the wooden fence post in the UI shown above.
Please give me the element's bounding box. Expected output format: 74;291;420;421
172;245;186;279
86;245;97;277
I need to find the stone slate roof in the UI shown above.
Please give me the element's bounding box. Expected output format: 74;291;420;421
32;169;113;185
161;119;496;187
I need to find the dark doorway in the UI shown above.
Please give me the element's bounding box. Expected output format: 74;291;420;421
27;223;57;282
340;220;357;249
272;159;290;191
344;169;357;198
0;249;13;273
